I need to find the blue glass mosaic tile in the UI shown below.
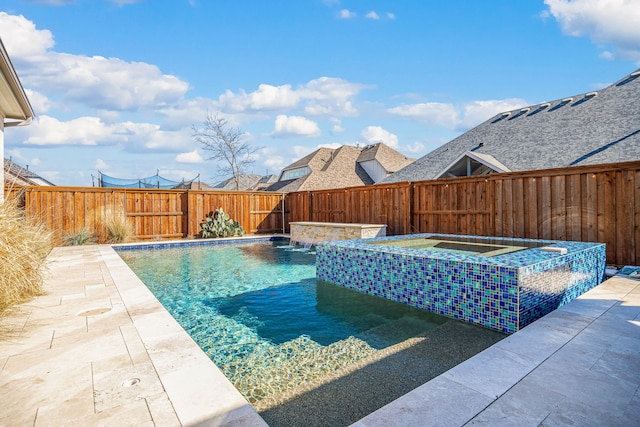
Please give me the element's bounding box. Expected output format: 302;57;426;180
316;233;606;334
114;236;286;251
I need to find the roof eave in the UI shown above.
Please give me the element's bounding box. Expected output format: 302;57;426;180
0;37;35;126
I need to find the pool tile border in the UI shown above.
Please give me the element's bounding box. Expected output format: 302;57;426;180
317;233;606;333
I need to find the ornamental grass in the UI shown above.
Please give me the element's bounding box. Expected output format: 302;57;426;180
0;197;54;315
104;212;135;244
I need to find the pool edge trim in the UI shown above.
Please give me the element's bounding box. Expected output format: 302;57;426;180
101;241;269;426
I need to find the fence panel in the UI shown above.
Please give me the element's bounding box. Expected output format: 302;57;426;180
298;184;410;235
7;160;640;265
412;178;491;236
185;190;284;237
285;191;311;224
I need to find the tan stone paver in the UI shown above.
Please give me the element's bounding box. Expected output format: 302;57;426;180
2;242;639;426
0;244;265;427
354;276;640;426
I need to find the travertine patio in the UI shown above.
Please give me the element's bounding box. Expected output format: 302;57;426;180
1;241;638;426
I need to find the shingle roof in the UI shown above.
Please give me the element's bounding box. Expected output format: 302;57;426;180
266;143;414;192
298;145;374;190
213;174;278;191
358;142;415;173
383;68;640;183
282;147;334;172
4;158;55;186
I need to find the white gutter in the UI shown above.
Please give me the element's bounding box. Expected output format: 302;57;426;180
0;37;35;125
4;117;33;127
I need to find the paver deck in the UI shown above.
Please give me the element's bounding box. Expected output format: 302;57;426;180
1;242;638;426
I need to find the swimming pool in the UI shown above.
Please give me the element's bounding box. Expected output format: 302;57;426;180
116;238;503;407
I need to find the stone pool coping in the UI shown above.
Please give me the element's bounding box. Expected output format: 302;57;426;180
1;235;638;426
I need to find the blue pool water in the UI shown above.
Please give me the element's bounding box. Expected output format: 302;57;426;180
116;238;455;402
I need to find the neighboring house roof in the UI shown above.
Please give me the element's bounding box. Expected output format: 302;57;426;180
357;143;414;174
266;143;413;192
4;158;55;186
213;174;278;191
383;68;640;183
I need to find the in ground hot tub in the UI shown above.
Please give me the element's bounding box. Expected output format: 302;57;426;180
316;233;606;333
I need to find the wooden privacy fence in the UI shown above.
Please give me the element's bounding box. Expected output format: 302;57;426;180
285;161;640;266
17;187;286;242
5;160;639;265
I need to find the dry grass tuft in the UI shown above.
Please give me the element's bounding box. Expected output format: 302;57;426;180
64;227;96;246
104;213;135;243
0;198;54;315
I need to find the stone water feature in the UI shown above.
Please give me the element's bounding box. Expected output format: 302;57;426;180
289;222;386;247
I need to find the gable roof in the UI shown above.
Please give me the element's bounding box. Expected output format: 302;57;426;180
272;145;374;192
266;143;415;192
436;151;511;178
213;174;278;191
281;147;335;172
357;142;415;174
4;158;55;186
383;68;640;183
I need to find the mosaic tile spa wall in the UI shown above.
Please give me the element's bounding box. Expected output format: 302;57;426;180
316;234;606;334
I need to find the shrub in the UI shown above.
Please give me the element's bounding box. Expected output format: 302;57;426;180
0;198;54;315
64;227;96;246
104;213;135;243
200;208;246;238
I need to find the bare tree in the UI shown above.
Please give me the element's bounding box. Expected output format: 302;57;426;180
192;113;261;191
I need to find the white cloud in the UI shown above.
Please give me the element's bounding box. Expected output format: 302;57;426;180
176;150;204;163
18;115;192;152
365;11;380;20
129;124;191;152
388;98;529;131
291;145;316;159
359;126;399;149
339;9;357;19
458;98;528;130
388;102;459;129
218;84;300;112
386;12;396;20
318;142;343;149
301;77;364;116
159;97;219;129
95;158;110;170
0;13;190;112
5;149;26;163
217;77;365;117
544;0;640;61
272;115;321;138
97;109;121;123
260;147;285;170
0;12;54;59
403;141;426;154
23;89;52;114
24;115;108;145
330;118;345;133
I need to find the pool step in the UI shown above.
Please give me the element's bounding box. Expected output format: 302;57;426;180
256;320;505;426
357;315;445;349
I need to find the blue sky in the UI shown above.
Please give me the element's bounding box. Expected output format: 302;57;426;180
1;0;639;186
